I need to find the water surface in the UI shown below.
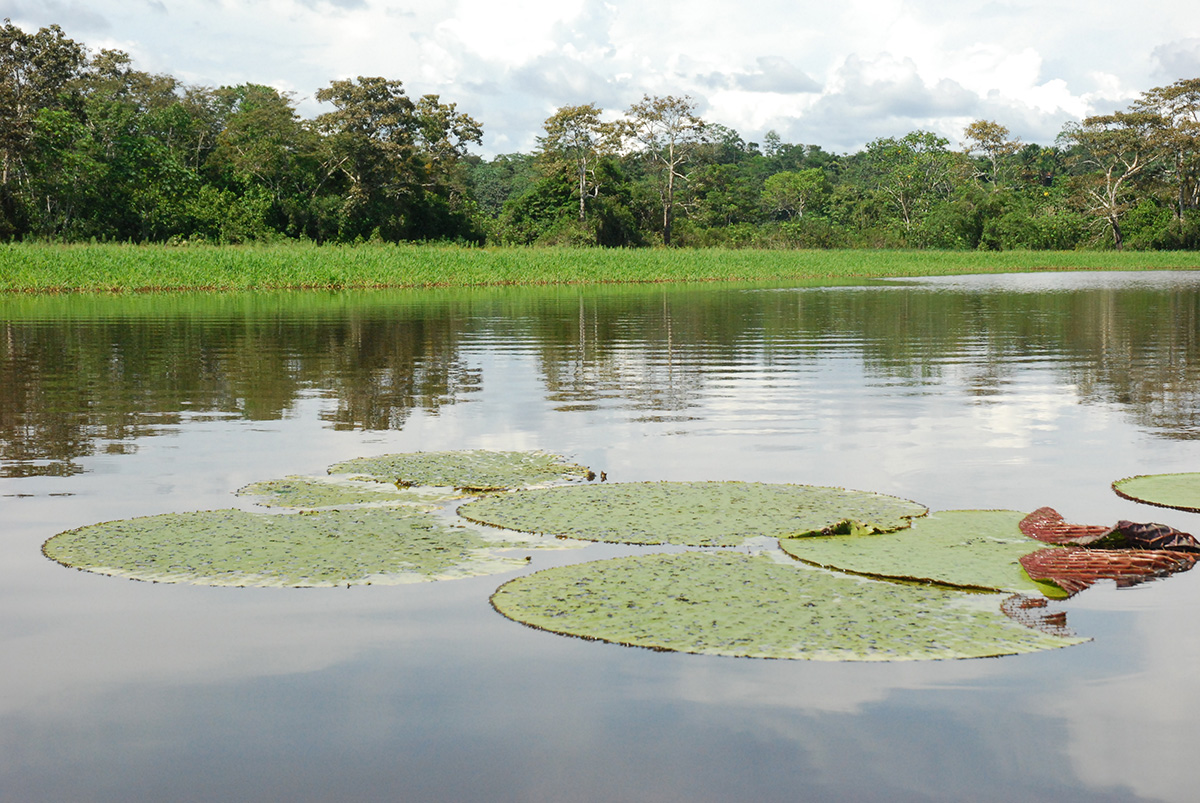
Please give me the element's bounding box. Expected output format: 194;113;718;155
3;272;1200;801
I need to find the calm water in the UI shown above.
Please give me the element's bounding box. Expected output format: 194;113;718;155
3;272;1200;802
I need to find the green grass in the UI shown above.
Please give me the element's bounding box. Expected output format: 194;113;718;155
3;242;1200;293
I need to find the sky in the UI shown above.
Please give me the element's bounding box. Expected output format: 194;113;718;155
4;0;1200;157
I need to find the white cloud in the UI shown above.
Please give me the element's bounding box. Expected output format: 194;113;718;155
7;0;1200;155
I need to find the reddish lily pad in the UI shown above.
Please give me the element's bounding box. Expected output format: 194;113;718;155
1019;547;1199;597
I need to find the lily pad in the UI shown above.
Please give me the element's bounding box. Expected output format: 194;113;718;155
237;475;463;509
459;481;927;547
43;507;529;587
1113;473;1200;513
1019;546;1200;597
490;552;1087;661
780;510;1066;598
328;450;592;491
1019;506;1113;545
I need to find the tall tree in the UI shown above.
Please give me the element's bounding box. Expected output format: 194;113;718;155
538;103;613;222
0;20;85;236
620;94;706;245
315;77;483;241
761;168;829;220
963;119;1019;189
1133;78;1200;221
859;130;957;231
1060;111;1163;250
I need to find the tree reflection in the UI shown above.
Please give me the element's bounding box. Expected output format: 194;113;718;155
3;280;1200;477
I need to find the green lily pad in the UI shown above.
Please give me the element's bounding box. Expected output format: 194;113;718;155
328;450;592;491
1113;473;1200;513
237;475;463;509
459;481;927;547
490;552;1087;661
43;507;530;587
780;510;1067;598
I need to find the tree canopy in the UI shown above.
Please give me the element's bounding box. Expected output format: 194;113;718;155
3;19;1199;251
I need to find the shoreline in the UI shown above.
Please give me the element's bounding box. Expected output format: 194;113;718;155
3;242;1200;294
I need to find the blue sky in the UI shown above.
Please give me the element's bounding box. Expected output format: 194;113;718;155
5;0;1199;156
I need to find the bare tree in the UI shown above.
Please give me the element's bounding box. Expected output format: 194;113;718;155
620;95;706;246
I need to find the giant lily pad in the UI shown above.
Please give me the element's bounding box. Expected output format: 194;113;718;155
490;552;1087;661
1113;473;1200;513
328;450;592;491
1020;546;1200;597
779;510;1066;598
237;475;463;509
43;507;531;587
1019;506;1113;545
459;481;926;547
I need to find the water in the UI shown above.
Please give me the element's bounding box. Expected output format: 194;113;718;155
3;272;1199;801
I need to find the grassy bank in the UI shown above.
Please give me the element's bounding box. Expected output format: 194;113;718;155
3;242;1200;292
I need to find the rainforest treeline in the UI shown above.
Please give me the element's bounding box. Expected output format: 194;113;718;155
3;21;1199;250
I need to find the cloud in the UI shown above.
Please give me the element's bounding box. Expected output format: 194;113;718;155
1153;38;1200;81
296;0;367;9
3;1;110;32
711;56;821;94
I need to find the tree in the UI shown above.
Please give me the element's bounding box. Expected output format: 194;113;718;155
538;103;614;222
963;119;1019;189
761;168;829;220
859;130;958;231
620;94;707;245
315;77;483;242
1133;78;1200;221
1060;111;1163;250
0;20;86;236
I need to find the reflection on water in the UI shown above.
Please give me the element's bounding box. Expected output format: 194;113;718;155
3;272;1200;801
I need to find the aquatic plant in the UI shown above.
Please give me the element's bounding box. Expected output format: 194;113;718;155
237;475;462;509
458;481;927;547
328;449;591;491
1112;472;1200;513
780;510;1065;597
1020;547;1199;596
5;242;1200;293
490;551;1087;661
43;507;531;587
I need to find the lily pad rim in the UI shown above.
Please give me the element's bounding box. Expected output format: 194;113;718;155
1112;472;1200;513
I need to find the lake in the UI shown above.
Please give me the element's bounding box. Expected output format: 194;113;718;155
3;271;1199;802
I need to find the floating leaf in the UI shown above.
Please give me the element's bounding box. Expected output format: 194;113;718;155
43;508;530;587
237;475;463;509
328;450;591;491
1113;473;1200;513
1020;506;1200;551
779;510;1065;597
1019;506;1112;545
490;552;1087;661
1019;547;1200;597
459;481;926;547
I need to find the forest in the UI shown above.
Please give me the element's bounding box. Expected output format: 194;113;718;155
2;20;1198;251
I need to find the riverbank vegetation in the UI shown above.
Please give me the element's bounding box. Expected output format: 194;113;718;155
4;243;1200;292
3;21;1199;254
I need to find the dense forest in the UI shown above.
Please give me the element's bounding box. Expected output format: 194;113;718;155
2;20;1198;250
